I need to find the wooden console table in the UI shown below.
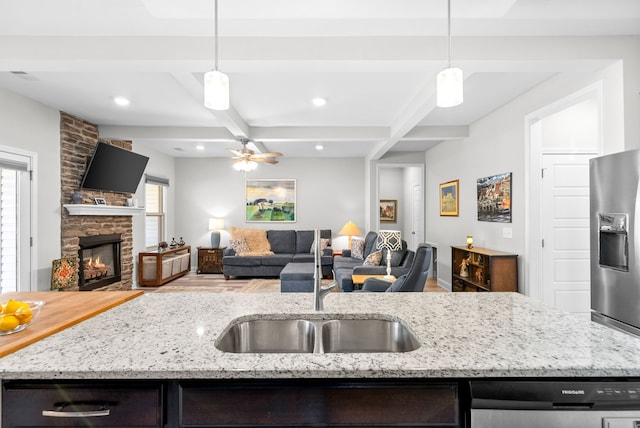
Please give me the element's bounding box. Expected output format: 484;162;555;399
138;246;191;287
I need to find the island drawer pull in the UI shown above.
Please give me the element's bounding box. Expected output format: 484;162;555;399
42;401;111;418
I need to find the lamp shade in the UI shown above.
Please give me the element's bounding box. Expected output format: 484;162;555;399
339;221;361;237
204;69;229;110
436;67;463;107
209;218;224;230
377;230;402;251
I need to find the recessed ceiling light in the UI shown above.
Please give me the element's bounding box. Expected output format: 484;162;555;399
312;97;326;107
315;144;324;151
113;96;130;107
196;145;205;151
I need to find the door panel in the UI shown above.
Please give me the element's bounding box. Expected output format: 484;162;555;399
542;155;594;316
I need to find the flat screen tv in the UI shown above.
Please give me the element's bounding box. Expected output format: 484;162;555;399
80;142;149;194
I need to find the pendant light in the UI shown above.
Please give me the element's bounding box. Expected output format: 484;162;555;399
436;0;463;108
204;0;229;110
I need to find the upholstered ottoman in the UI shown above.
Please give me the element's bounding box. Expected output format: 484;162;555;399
280;262;315;292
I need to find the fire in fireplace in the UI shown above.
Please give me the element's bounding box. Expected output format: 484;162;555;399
78;234;122;291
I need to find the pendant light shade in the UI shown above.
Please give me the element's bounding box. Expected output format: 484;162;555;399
436;67;463;107
436;0;463;108
204;0;229;111
204;69;229;110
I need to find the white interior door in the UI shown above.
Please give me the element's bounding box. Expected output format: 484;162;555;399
0;149;32;293
541;154;594;318
411;184;423;249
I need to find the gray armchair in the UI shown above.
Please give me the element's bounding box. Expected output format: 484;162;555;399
362;243;433;292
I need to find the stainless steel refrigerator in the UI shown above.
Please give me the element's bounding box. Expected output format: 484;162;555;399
590;149;640;336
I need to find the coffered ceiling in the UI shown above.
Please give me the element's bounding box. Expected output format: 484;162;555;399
0;0;638;159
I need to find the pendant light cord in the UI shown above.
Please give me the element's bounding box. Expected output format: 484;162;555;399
447;0;452;69
214;0;219;71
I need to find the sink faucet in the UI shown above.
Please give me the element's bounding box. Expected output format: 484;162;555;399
313;229;337;311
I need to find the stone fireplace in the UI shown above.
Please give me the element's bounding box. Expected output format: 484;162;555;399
59;112;134;290
78;234;122;291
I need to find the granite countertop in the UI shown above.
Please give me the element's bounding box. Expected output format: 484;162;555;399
1;292;640;380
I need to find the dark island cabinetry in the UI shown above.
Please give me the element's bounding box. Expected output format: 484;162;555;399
2;380;164;427
3;379;461;427
177;379;461;427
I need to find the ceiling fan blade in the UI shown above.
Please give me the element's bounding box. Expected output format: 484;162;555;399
253;158;279;164
228;149;244;156
252;152;283;158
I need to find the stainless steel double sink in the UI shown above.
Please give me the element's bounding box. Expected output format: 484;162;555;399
215;315;420;354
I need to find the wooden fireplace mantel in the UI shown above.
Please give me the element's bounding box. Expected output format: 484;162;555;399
63;204;144;216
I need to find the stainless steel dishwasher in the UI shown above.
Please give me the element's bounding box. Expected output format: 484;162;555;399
470;380;640;427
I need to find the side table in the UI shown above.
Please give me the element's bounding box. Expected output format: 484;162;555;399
197;247;225;274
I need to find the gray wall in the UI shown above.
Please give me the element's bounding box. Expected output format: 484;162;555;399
0;87;61;291
425;61;628;293
173;156;366;262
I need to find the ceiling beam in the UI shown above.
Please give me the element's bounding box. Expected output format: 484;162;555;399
250;126;389;141
98;126;235;141
403;126;469;140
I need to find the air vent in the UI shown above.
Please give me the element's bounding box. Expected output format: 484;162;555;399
9;71;37;81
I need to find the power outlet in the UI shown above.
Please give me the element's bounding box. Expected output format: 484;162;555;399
503;227;513;239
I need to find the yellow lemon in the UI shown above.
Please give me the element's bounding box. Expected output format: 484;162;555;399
0;315;19;331
3;299;21;315
15;303;32;324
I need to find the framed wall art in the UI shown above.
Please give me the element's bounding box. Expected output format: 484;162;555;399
379;199;397;223
439;180;459;216
51;257;78;290
245;179;296;222
477;172;512;223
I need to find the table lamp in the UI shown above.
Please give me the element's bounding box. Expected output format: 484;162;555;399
209;217;225;248
339;221;362;249
377;230;402;279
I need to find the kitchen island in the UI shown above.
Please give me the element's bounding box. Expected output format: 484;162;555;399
2;292;640;427
1;291;640;379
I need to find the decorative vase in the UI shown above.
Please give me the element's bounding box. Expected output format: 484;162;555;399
72;191;82;204
210;231;221;248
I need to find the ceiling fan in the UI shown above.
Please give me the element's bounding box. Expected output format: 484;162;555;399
228;138;283;171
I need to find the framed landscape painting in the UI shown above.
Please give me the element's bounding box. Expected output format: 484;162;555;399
379;199;397;223
245;179;296;222
477;172;512;223
439;180;459;216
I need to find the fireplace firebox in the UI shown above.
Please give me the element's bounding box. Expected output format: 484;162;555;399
78;234;122;291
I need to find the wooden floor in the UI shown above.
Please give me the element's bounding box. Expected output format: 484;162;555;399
142;273;448;293
424;277;448;292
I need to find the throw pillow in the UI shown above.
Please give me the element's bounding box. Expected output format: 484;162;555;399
363;250;383;266
310;238;330;254
351;238;365;260
229;237;250;255
230;227;273;255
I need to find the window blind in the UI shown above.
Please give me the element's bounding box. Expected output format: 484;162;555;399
145;174;169;187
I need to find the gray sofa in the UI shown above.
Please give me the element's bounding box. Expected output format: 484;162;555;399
333;231;414;292
223;229;333;279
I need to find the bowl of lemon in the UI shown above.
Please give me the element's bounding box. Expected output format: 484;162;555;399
0;299;45;335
